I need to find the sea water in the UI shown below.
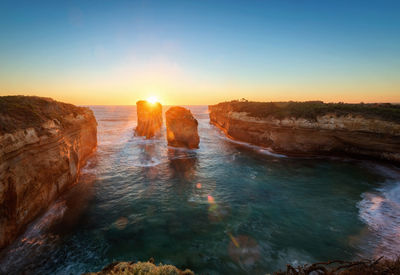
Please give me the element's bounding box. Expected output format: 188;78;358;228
1;106;400;275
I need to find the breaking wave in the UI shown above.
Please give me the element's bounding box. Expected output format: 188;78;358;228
358;165;400;259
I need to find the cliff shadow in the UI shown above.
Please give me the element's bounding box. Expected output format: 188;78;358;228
47;168;97;235
168;148;198;183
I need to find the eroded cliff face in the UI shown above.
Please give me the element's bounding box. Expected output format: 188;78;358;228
135;100;163;138
209;102;400;162
166;106;200;149
0;96;97;249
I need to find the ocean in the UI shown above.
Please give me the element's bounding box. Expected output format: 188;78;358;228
1;105;400;274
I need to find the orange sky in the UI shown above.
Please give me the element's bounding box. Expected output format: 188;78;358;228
1;1;399;105
1;78;399;106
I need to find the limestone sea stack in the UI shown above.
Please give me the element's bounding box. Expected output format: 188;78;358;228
166;106;200;149
135;100;163;138
0;96;97;250
209;101;400;163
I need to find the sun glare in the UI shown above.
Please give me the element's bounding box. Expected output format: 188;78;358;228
147;96;158;104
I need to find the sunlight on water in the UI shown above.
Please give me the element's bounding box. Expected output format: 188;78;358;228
1;106;400;275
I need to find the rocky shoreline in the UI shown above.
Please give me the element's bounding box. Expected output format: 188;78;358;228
84;257;400;275
0;96;97;250
2;98;400;274
209;101;400;164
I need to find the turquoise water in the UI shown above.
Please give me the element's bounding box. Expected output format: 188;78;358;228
1;106;400;275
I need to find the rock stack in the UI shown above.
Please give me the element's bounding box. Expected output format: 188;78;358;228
165;106;200;149
135;100;163;138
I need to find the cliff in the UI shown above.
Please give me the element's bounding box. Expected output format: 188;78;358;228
135;100;163;138
166;106;200;149
0;96;97;250
209;101;400;162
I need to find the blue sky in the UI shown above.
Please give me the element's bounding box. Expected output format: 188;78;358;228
0;0;399;104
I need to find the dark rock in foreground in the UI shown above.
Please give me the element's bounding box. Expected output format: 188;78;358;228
83;261;194;275
209;101;400;163
135;100;163;138
0;96;97;250
275;256;400;275
166;106;199;149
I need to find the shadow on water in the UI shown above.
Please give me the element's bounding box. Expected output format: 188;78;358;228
168;149;198;183
0;155;100;274
49;173;97;235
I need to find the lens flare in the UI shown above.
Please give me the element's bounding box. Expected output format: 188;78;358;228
147;96;158;104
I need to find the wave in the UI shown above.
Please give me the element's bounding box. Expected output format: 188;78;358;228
0;200;67;273
357;166;400;259
215;130;287;158
130;157;163;167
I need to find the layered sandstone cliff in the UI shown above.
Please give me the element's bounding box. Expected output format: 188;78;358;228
0;96;97;249
166;107;200;149
209;101;400;162
135;100;163;138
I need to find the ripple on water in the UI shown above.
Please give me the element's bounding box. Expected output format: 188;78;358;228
2;106;400;275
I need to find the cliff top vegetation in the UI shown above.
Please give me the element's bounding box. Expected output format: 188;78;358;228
213;100;400;123
0;96;92;134
84;261;194;275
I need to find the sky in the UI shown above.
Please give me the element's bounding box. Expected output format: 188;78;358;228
0;0;399;105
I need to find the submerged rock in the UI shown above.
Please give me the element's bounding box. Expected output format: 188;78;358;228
0;96;97;250
166;107;200;149
83;261;194;275
135;100;163;138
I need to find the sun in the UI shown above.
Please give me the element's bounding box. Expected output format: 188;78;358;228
147;96;159;104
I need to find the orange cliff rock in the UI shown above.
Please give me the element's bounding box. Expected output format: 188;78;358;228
209;101;400;163
135;100;163;138
166;106;200;149
0;96;97;250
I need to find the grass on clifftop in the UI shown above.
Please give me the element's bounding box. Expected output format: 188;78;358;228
220;100;400;123
0;96;89;134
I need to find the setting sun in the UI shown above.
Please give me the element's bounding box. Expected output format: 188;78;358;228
1;1;400;274
147;96;159;104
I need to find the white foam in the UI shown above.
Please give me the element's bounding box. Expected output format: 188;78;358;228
131;157;163;167
0;200;68;273
215;129;286;158
358;177;400;259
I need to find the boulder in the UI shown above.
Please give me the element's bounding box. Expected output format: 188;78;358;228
135;100;163;138
166;107;200;149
